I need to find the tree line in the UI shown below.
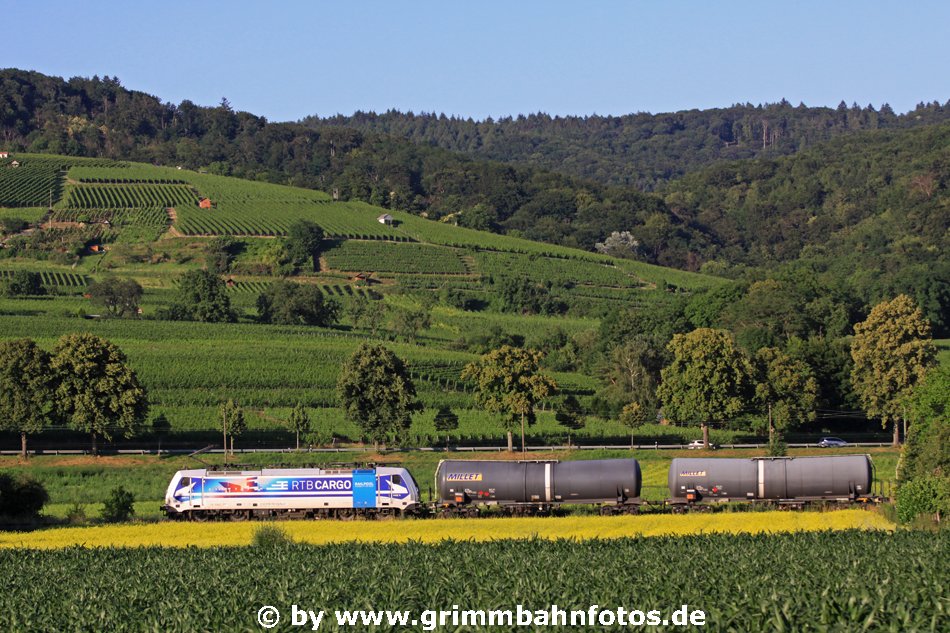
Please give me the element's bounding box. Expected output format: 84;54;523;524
0;333;147;457
303;100;950;190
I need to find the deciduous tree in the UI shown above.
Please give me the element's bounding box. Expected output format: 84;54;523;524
0;339;53;459
619;401;649;447
433;406;460;447
753;347;818;441
87;277;143;318
555;394;585;447
256;281;339;326
167;270;236;323
51;333;148;455
391;307;431;344
286;220;324;272
219;399;245;457
462;346;558;453
850;294;936;446
2;270;44;297
657;328;752;448
288;403;310;450
336;344;420;446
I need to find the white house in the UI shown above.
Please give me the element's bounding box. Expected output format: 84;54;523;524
377;214;394;226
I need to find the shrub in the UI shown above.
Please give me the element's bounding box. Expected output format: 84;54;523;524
2;270;45;297
896;476;950;524
65;503;87;525
102;486;136;523
0;474;49;517
252;524;294;547
767;435;788;456
0;217;29;234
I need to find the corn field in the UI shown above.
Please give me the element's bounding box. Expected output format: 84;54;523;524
0;530;944;630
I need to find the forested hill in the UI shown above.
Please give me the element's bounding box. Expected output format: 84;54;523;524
0;68;947;329
0;68;707;264
301;101;950;189
660;123;950;334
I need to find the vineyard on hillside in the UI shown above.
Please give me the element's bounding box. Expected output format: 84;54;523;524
50;207;169;228
225;280;377;300
324;240;469;274
0;158;65;207
175;200;409;238
61;184;197;209
0;155;126;207
0;270;89;290
475;251;645;288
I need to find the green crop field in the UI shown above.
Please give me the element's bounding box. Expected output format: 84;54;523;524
0;531;943;631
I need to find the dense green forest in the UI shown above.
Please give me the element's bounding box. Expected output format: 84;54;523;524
302;101;950;189
1;69;946;333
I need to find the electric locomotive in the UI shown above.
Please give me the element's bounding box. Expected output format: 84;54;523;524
163;465;421;519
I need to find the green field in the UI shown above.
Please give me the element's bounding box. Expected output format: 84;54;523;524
0;531;943;631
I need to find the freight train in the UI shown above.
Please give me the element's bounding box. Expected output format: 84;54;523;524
162;455;878;520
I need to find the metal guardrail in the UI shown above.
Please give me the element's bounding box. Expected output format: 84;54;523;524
0;442;895;456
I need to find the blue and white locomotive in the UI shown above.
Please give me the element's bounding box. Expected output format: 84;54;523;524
162;466;421;519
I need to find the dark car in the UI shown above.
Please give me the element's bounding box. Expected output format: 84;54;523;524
817;437;848;448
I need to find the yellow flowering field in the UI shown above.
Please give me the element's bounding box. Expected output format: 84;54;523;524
0;509;892;549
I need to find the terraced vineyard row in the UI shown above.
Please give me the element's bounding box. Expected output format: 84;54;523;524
227;281;377;300
476;251;644;288
61;184;197;209
76;177;186;185
0;270;89;288
324;240;468;273
0;159;65;207
50;207;169;227
176;202;408;239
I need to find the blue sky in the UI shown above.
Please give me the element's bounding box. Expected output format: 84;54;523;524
3;1;948;121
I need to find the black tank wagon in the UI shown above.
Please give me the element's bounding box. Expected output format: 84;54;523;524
668;455;875;507
436;458;642;515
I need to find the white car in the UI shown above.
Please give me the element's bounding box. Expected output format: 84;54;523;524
687;440;717;450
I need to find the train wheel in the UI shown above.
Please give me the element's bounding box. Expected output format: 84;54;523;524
337;509;356;521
